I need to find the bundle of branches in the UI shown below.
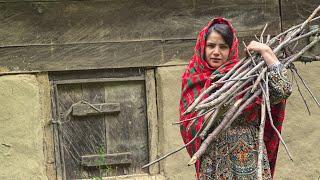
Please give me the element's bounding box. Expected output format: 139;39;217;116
143;5;320;178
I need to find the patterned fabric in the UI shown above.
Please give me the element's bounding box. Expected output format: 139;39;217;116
199;64;292;179
199;126;271;180
179;18;292;179
268;63;292;104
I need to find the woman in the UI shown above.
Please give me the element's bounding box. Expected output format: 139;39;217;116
179;17;292;179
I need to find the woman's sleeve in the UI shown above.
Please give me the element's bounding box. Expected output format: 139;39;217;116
268;62;292;104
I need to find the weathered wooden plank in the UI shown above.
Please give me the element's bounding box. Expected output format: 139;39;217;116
280;0;319;30
104;80;149;175
0;41;162;71
195;0;281;36
0;0;112;1
38;73;57;180
50;68;145;81
81;152;132;167
0;0;281;47
162;39;195;65
55;83;107;179
145;69;159;175
72;103;120;116
79;83;107;178
0;35;261;72
50;83;63;180
157;0;196;39
56;83;82;179
54;76;145;85
0;0;194;46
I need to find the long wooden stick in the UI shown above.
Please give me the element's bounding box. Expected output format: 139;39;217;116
251;68;267;93
188;98;244;165
142;114;210;169
292;67;320;107
260;23;269;43
224;89;262;130
172;107;216;125
200;68;251;106
224;85;253;105
262;77;293;161
257;93;266;180
199;105;221;139
298;55;320;62
186;109;206;131
288;28;318;45
291;69;311;115
189;90;262;165
285;36;320;66
196;75;254;110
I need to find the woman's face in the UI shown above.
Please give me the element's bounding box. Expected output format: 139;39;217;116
205;31;230;68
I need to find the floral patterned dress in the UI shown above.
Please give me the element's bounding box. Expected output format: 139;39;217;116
199;63;292;180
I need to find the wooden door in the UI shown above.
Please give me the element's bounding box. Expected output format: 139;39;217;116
50;68;149;179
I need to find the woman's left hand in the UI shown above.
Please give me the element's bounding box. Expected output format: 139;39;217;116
245;41;279;66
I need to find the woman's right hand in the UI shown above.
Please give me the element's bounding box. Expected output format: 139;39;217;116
245;41;279;66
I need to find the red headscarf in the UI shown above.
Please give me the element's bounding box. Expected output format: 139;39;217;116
179;17;286;178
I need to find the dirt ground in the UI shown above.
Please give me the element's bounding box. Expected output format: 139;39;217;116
275;62;320;179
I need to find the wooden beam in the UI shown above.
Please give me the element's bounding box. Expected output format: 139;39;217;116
103;79;149;174
0;34;275;72
0;41;162;71
72;103;120;116
38;73;57;180
145;69;159;175
0;0;194;46
54;76;145;85
0;0;280;47
49;68;145;81
81;152;132;167
50;83;64;180
0;36;256;72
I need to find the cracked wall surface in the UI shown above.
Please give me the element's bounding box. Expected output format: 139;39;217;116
0;74;49;180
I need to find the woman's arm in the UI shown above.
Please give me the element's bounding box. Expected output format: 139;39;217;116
246;41;292;104
267;63;292;104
